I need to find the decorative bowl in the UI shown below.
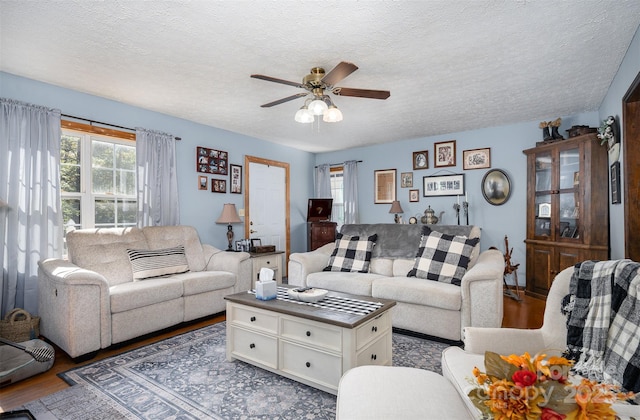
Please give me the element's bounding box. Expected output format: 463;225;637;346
287;288;328;303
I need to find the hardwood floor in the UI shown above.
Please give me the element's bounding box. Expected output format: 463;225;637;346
0;292;546;413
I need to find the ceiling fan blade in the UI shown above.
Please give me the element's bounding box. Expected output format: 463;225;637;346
332;87;390;100
321;61;358;86
251;74;304;88
260;92;308;108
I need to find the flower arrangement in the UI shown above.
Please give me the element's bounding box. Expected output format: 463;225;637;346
596;116;616;148
469;351;634;420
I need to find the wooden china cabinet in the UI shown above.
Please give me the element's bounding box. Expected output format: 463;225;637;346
523;133;609;299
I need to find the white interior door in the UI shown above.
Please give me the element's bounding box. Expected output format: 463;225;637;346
247;160;286;252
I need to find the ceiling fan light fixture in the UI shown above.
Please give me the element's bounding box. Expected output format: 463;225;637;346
308;98;328;116
294;106;314;123
323;105;343;122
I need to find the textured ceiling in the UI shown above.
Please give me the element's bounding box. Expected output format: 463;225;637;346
1;1;639;153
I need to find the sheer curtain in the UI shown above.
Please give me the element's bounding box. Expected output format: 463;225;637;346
135;128;180;227
0;98;62;316
343;160;359;224
314;164;331;198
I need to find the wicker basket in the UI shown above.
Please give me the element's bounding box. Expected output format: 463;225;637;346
0;308;40;342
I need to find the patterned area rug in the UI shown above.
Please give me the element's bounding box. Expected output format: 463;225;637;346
23;322;451;419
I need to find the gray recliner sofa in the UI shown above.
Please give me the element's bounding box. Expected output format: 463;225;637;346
38;225;251;359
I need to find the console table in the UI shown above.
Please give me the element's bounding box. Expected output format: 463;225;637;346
225;288;396;394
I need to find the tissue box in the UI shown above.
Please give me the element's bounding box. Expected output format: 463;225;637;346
256;280;277;301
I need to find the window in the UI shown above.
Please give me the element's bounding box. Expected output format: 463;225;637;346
60;129;136;251
330;167;344;228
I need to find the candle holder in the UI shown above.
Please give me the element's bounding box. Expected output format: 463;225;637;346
453;203;460;225
463;201;469;225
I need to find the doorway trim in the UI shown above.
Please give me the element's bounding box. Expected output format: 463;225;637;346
244;155;291;263
622;71;640;259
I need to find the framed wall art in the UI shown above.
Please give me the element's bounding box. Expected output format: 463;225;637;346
409;189;419;202
230;164;242;194
412;150;429;170
401;172;413;188
434;140;456;168
481;169;512;206
611;161;621;204
197;146;228;175
423;173;464;197
211;179;227;193
374;169;397;204
198;176;208;190
463;148;491;170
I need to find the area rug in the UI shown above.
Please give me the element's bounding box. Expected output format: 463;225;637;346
23;322;451;419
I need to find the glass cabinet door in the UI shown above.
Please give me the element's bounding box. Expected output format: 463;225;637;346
534;152;552;237
558;147;580;239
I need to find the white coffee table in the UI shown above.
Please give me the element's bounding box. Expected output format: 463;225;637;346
224;287;396;394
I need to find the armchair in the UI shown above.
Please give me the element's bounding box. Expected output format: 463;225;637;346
442;265;640;418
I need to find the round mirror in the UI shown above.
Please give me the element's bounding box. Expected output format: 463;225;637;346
481;169;511;206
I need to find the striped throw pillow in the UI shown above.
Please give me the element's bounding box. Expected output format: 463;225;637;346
127;246;190;280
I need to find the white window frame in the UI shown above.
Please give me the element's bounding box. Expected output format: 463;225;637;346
330;166;344;229
61;128;137;233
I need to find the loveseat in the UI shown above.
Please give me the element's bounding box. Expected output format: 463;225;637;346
288;224;505;341
38;225;251;359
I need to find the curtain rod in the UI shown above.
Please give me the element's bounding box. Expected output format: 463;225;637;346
315;160;363;168
61;114;181;140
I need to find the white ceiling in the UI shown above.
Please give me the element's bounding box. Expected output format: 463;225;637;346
1;1;639;153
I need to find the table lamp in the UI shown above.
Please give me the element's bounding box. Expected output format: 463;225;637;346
216;203;242;251
389;200;404;223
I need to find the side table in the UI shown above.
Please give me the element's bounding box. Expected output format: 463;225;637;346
249;251;284;288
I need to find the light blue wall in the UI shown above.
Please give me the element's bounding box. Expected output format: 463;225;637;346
3;18;639;282
0;71;316;252
598;25;640;259
316;112;599;284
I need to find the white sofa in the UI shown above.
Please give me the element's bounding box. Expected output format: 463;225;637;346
38;225;251;359
288;224;505;341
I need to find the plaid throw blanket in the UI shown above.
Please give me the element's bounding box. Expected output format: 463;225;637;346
564;259;640;392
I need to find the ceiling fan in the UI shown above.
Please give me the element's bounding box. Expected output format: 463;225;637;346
251;61;390;123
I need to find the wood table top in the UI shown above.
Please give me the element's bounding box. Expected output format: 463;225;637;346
225;286;396;329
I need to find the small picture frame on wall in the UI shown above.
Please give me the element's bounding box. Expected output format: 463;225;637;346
463;148;491;170
198;176;208;190
401;172;413;188
374;169;397;204
230;164;242;194
423;174;464;197
211;179;227;193
434;140;456;168
409;189;419;202
611;161;621;204
412;151;429;170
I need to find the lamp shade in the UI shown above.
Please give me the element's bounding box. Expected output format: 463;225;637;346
216;203;242;224
308;98;328;116
389;200;403;214
323;105;343;122
294;107;314;123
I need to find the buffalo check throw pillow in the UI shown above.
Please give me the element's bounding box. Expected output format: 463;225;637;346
323;233;377;273
127;245;190;280
407;226;479;286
